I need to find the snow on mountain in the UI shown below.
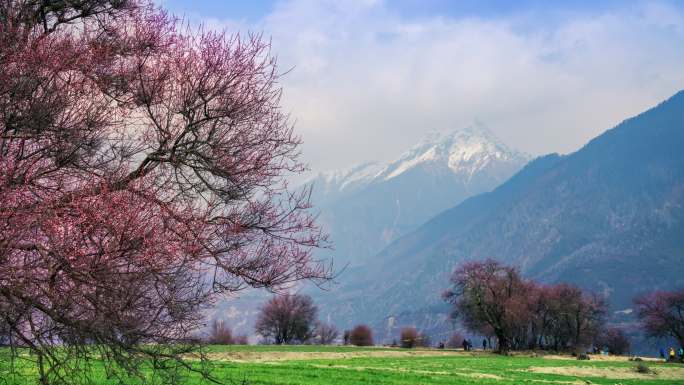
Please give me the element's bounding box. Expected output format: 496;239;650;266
308;123;529;202
302;123;530;269
306;162;385;206
377;124;528;182
316;162;383;193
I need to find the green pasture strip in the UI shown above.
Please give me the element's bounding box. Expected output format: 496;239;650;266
202;345;409;353
1;346;681;385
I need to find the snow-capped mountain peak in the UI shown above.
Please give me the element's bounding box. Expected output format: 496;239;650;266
307;124;529;203
378;124;528;181
303;123;530;268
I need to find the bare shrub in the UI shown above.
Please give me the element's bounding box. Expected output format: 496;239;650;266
349;325;374;346
400;327;419;348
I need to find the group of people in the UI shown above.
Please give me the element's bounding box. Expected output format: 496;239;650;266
659;347;684;362
461;338;489;351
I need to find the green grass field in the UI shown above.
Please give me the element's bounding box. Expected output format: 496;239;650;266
3;345;684;384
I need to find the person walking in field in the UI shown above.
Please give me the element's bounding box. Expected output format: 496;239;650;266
482;339;487;350
660;348;666;359
462;338;468;351
669;347;676;361
678;347;684;361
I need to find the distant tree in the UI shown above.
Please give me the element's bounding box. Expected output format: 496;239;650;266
527;283;554;349
444;259;532;353
400;327;419;348
543;284;607;351
314;321;339;345
634;289;684;348
444;259;607;353
255;294;318;344
349;325;374;346
596;327;630;355
208;319;233;345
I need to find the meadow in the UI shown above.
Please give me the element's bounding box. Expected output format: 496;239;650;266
3;345;684;385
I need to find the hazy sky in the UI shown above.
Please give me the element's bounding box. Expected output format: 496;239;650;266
158;0;684;175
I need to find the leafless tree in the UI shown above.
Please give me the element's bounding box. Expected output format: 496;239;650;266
314;321;339;345
443;259;532;353
254;294;318;344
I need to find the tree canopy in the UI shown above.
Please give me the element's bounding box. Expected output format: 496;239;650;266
0;1;329;383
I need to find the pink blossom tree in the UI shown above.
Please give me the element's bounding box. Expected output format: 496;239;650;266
444;259;606;353
634;289;684;348
0;1;329;383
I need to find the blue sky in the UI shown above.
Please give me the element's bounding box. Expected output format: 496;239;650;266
162;0;674;23
157;0;684;174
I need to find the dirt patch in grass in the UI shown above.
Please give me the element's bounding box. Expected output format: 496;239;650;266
309;363;503;380
310;364;590;384
527;380;585;385
528;365;684;380
540;354;661;362
204;349;471;363
505;352;663;363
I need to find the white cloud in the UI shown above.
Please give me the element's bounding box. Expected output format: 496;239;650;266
182;0;684;174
